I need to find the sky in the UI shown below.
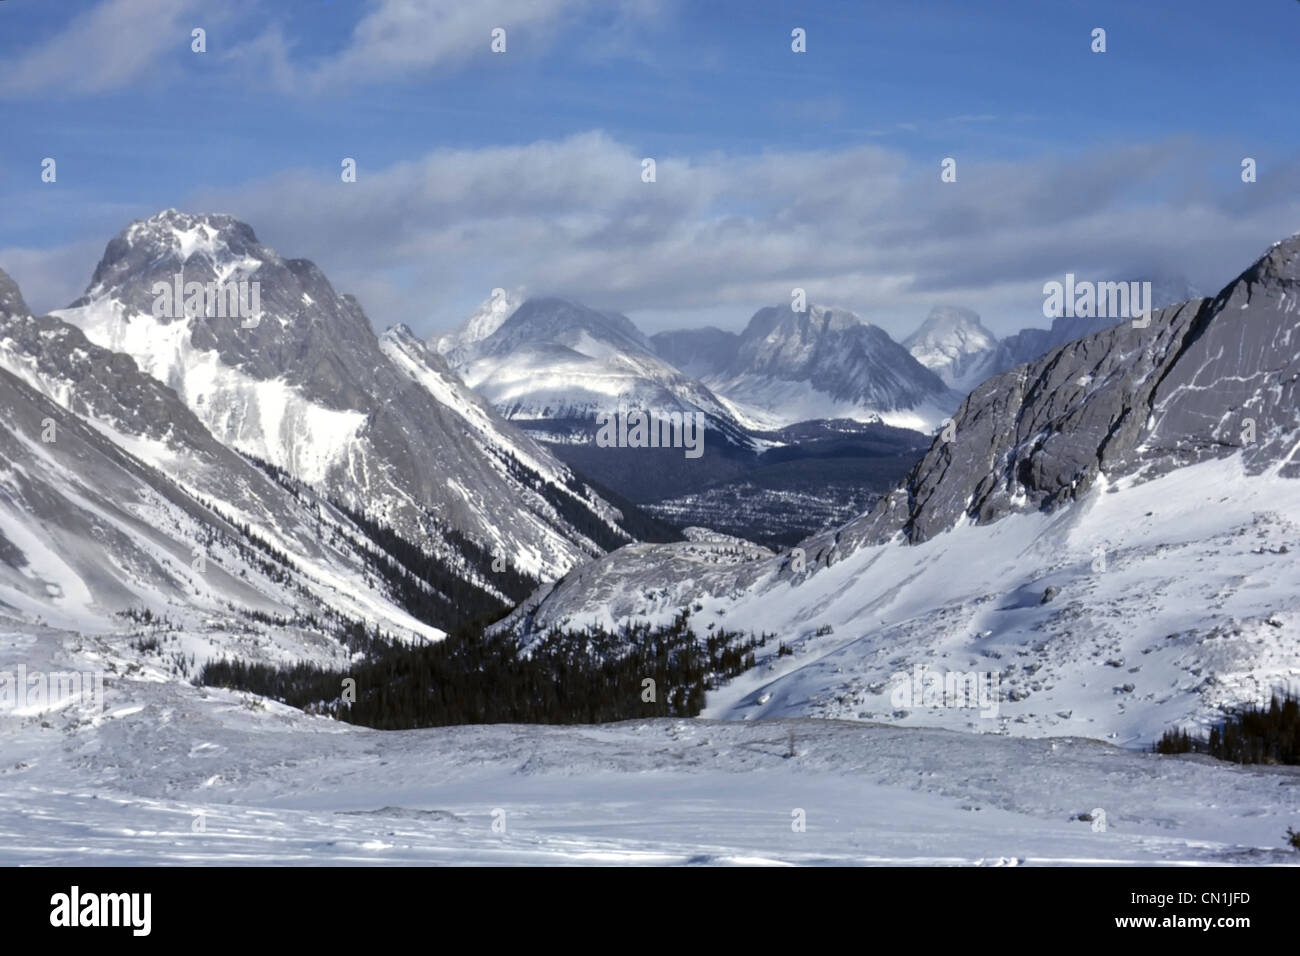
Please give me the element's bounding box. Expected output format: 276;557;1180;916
1;0;1299;339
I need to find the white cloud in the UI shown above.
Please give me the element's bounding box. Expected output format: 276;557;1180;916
12;132;1297;339
0;0;201;96
0;0;664;98
177;132;1300;338
246;0;662;94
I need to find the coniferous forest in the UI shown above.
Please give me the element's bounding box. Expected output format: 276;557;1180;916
1155;691;1300;765
199;610;770;728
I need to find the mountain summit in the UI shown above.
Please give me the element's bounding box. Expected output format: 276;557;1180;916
675;303;958;431
440;295;750;439
902;306;1001;392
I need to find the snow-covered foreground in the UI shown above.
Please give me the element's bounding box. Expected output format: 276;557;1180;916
2;627;1296;866
5;450;1300;868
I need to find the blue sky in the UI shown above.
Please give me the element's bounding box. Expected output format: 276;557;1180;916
2;0;1298;337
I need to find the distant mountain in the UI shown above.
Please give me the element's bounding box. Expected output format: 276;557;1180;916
447;295;748;437
649;326;740;380
902;306;1001;392
438;297;930;541
908;276;1204;393
52;211;652;587
657;304;959;432
437;295;759;495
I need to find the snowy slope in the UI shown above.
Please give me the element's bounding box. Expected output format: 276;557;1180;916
499;451;1300;747
0;344;443;647
0;623;1294;865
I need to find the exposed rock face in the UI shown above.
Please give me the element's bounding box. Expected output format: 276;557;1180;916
802;234;1300;567
502;233;1300;622
1141;239;1300;479
838;297;1208;550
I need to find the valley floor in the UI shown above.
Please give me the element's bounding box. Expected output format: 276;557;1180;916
2;660;1296;866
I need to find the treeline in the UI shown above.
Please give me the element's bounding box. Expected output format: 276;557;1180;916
198;610;769;728
241;451;534;627
332;500;537;629
1155;691;1300;765
561;470;683;545
500;451;682;550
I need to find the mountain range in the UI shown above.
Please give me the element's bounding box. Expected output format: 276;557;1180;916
53;212;670;584
4;209;1292;749
902;277;1201;392
434;295;933;544
494;234;1300;744
0;211;693;653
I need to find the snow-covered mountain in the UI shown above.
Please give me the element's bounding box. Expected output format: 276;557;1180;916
443;296;751;441
436;295;779;507
433;287;525;367
53;211;645;584
902;306;1002;392
658;304;959;432
495;234;1300;745
0;267;448;647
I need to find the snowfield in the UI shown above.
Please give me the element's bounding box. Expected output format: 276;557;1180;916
1;622;1297;866
703;455;1300;745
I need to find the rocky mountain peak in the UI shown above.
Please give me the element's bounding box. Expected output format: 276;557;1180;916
0;268;31;318
905;305;992;345
434;287;526;362
481;296;653;359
